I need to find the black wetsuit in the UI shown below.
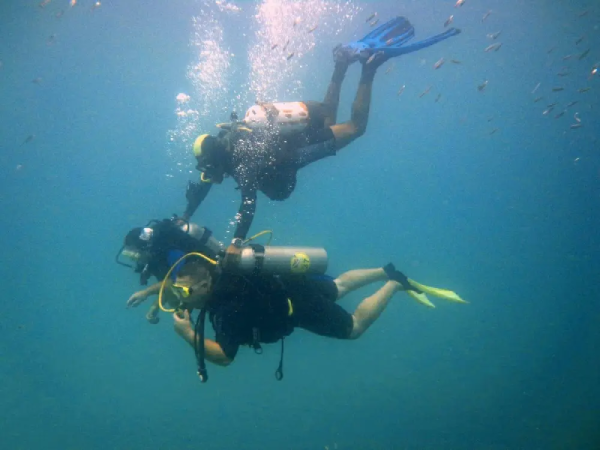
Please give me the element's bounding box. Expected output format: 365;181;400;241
185;102;337;240
208;272;353;360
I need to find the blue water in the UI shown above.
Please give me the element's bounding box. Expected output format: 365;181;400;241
1;0;599;449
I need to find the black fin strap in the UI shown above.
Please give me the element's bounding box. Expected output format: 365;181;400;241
195;308;209;383
275;338;284;381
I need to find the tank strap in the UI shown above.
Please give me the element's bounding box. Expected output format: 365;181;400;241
250;244;266;276
275;338;285;381
251;327;263;354
196;227;212;247
194;308;209;383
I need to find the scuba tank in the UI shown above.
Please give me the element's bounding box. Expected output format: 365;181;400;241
236;245;328;275
181;222;225;256
243;102;310;135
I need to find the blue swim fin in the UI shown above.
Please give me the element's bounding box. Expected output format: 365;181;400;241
335;16;460;64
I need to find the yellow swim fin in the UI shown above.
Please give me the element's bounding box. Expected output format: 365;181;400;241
407;278;468;304
407;290;436;308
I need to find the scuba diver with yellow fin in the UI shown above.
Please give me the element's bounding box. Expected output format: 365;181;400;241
182;17;461;266
144;235;468;382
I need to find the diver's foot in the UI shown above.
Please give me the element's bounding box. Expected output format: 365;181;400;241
362;50;390;69
146;312;160;325
333;44;359;65
383;263;418;292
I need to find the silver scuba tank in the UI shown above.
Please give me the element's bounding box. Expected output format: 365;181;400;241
181;222;225;255
237;246;328;275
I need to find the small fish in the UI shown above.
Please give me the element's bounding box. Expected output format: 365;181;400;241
435;94;442;103
589;65;598;78
21;134;35;145
484;43;502;52
450;59;462;64
574;112;581;123
47;34;57;45
482;10;492;22
478;80;488;92
455;0;466;7
397;84;406;96
574;157;580;162
282;40;290;51
419;86;432;98
557;70;570;77
487;31;501;40
271;44;278;50
578;87;591;93
365;13;377;23
55;9;64;18
286;52;294;61
307;25;318;34
570;123;582;129
547;102;558;108
543;107;554;115
578;10;589;18
487;116;495;122
444;15;454;28
384;63;395;75
366;51;383;65
562;54;572;61
39;0;51;7
70;0;77;6
552;87;564;92
91;1;101;10
547;46;555;54
32;77;43;84
16;164;24;171
575;36;584;45
433;58;445;70
566;101;578;107
578;48;590;60
369;19;379;27
489;128;498;135
533;96;544;103
554;111;565;119
531;82;541;94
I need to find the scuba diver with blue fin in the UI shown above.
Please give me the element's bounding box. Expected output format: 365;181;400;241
183;17;461;266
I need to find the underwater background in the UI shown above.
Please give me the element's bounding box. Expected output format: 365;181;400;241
1;0;599;449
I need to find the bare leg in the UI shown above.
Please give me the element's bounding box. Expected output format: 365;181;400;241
329;64;378;150
349;281;401;339
334;268;389;300
322;62;349;127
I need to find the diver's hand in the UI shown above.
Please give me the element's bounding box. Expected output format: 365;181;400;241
222;243;242;271
127;290;149;308
173;310;193;337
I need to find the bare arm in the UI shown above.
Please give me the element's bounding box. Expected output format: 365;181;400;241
176;325;232;367
174;311;232;366
126;282;163;308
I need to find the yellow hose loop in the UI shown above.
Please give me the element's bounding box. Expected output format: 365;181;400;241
243;229;273;246
158;252;218;313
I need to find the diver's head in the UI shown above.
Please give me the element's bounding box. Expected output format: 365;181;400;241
171;260;213;308
121;227;152;264
193;134;227;184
